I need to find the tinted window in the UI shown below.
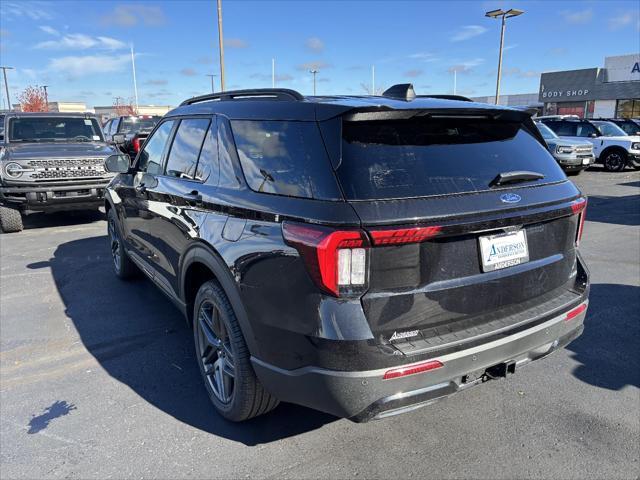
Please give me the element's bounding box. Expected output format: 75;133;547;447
338;118;565;200
165;118;210;179
592;121;627;137
9;117;103;142
120;116;160;134
231;120;341;199
195;119;218;182
138;120;174;175
536;122;557;140
546;121;599;137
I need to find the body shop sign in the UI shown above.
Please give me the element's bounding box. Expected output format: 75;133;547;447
541;88;590;99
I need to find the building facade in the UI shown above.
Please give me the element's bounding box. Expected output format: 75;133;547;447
539;54;640;118
469;92;541;108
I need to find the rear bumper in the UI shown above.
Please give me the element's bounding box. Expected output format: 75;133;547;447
252;300;587;421
0;181;110;212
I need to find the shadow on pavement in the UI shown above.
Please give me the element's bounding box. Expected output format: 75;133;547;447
584;194;640;227
22;210;105;230
27;235;335;446
567;283;640;391
618;180;640;188
27;400;77;434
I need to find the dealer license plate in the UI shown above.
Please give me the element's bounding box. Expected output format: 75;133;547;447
479;230;529;272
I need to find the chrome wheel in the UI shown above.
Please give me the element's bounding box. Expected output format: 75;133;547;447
197;300;235;404
108;218;121;272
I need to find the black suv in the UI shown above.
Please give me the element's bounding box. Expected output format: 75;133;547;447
104;85;590;422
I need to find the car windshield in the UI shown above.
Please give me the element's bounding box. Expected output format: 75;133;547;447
592;121;627;137
120;116;160;134
615;120;640;136
8;117;104;142
536;122;558;140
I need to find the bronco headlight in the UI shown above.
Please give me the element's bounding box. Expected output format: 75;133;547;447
631;142;640;150
556;145;574;154
5;162;25;178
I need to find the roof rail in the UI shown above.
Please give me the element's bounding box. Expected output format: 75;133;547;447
417;94;472;102
382;83;416;101
180;88;304;106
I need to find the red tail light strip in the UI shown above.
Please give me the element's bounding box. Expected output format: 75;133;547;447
565;303;587;321
571;197;587;245
382;360;444;380
369;225;442;245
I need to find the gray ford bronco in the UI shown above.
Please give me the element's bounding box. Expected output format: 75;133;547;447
0;112;119;232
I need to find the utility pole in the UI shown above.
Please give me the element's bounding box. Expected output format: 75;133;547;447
485;8;524;105
310;69;318;95
217;0;226;91
42;85;49;111
1;66;14;111
372;65;375;95
206;74;217;92
272;58;275;88
130;45;139;112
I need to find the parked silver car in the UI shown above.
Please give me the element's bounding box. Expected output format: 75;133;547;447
535;121;594;175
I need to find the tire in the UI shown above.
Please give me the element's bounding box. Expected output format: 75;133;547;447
0;205;24;233
193;280;279;422
602;150;627;172
107;208;137;279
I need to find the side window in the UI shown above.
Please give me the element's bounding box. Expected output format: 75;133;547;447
552;121;575;136
164;118;210;180
138;120;175;175
103;120;113;137
218;117;242;188
576;122;598;137
112;118;120;134
195;117;218;183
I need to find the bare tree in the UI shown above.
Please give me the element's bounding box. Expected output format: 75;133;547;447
360;82;386;95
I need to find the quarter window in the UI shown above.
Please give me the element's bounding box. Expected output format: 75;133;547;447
138;120;175;175
165;118;210;180
195;119;218;182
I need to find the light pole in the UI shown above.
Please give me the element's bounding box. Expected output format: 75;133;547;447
206;74;217;93
485;8;524;105
217;0;226;91
42;85;49;111
309;69;318;95
0;66;14;111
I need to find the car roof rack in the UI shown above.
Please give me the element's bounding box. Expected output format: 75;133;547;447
180;88;305;106
417;94;472;102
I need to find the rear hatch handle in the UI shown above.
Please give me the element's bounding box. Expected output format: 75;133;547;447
489;170;545;187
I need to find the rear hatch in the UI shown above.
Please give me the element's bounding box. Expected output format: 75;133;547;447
332;109;586;348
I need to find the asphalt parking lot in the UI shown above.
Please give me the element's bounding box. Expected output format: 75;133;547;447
1;168;638;479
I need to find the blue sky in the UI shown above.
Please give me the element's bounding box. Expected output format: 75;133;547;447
1;0;639;108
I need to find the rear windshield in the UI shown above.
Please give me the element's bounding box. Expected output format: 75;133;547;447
338;117;565;200
120;116;160;134
8;117;103;143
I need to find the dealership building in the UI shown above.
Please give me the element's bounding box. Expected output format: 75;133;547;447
539;53;640;118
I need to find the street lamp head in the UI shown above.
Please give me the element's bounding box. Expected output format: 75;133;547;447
309;69;319;74
485;9;505;18
506;8;525;17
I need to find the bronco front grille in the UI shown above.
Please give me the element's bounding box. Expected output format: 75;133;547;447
25;158;107;180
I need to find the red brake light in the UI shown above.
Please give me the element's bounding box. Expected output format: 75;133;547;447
369;226;442;245
282;222;368;296
383;360;443;380
571;197;587;245
565;303;587;321
133;137;141;153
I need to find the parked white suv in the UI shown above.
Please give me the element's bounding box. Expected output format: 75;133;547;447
539;118;640;171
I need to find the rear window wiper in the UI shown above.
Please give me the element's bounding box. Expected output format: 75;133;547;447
489;170;545;187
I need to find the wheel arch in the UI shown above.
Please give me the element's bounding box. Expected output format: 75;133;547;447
180;242;261;357
600;145;628;160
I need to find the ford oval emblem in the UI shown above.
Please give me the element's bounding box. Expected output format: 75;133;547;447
500;193;522;204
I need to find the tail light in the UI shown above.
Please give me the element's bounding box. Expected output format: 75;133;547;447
571;197;587;246
283;221;442;297
565;302;587;321
282;222;369;297
132;137;141;153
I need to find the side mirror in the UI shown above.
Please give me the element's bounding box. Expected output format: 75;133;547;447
113;133;126;144
589;133;598;138
104;154;131;173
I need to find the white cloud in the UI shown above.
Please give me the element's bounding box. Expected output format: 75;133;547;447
100;5;166;27
39;25;59;36
608;11;639;30
1;1;52;21
35;33;126;50
225;38;249;49
451;25;488;42
48;54;130;77
408;52;439;62
562;9;593;25
305;37;324;53
296;61;332;71
448;58;485;74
